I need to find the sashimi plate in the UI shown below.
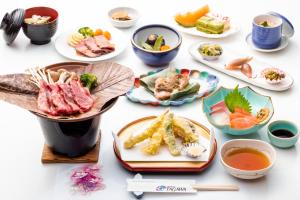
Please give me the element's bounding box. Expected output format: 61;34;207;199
126;68;219;106
55;26;127;62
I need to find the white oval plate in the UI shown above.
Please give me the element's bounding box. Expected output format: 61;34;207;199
55;27;127;62
189;42;294;91
174;21;240;39
245;33;289;52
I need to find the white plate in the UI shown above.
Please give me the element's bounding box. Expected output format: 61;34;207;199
174;21;240;39
55;27;127;62
245;33;289;52
189;42;294;91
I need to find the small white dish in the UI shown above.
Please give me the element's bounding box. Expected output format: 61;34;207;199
54;26;127;62
220;139;276;180
198;43;223;61
108;7;139;28
245;33;289;52
181;143;207;158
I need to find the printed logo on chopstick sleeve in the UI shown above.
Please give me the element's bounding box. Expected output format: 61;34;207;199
156;185;187;192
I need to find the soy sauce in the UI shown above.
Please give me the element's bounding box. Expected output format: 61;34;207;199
271;129;294;138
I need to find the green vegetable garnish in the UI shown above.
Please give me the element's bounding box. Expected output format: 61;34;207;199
78;27;94;38
141;42;154;50
224;85;252;113
260;21;270;27
153;35;164;51
80;73;98;91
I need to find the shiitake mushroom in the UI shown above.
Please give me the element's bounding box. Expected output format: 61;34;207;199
146;34;165;46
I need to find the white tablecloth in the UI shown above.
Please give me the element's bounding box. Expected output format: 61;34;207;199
0;0;299;199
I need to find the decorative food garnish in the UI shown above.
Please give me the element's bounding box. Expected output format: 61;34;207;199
174;5;210;27
140;67;200;101
209;85;269;129
124;109;200;156
71;165;105;193
206;13;231;30
181;143;206;158
225;85;251;113
256;108;270;123
259;21;272;27
261;68;285;84
140;34;170;51
68;27;115;58
80;73;98;91
78;27;94;38
199;43;222;60
28;67;94;116
112;11;132;21
24;15;51;24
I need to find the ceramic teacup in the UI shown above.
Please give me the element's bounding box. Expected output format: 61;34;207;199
252;14;282;49
268;120;299;148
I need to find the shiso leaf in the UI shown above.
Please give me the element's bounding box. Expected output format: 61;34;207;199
224;85;252;113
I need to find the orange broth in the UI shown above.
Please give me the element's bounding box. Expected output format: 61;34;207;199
224;148;270;170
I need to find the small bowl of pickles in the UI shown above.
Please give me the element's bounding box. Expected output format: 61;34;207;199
198;43;223;61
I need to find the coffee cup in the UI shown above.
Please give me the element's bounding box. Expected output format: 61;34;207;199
252;14;282;49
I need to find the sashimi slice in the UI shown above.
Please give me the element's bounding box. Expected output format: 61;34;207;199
230;117;257;129
210;101;229;115
210;112;230;126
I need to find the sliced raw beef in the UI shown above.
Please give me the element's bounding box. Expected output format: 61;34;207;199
59;83;81;113
37;80;57;116
70;80;94;112
75;42;99;58
50;84;73;114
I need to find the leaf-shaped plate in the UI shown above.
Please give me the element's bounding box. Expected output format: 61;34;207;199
0;61;134;122
126;68;219;106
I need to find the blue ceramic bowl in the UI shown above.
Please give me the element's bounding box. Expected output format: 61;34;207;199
131;24;182;66
203;86;274;135
268;120;299;148
252;14;282;49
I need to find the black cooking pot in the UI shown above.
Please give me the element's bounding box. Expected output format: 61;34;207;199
35;97;117;157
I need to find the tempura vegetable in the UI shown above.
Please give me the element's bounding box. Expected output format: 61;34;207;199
124;111;167;149
173;117;199;144
162;112;180;156
142;126;164;155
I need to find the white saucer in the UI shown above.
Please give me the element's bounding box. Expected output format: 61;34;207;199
245;33;289;52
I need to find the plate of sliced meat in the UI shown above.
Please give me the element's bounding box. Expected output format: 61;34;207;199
55;26;127;62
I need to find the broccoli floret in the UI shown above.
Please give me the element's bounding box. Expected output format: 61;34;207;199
78;27;94;38
80;73;98;91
